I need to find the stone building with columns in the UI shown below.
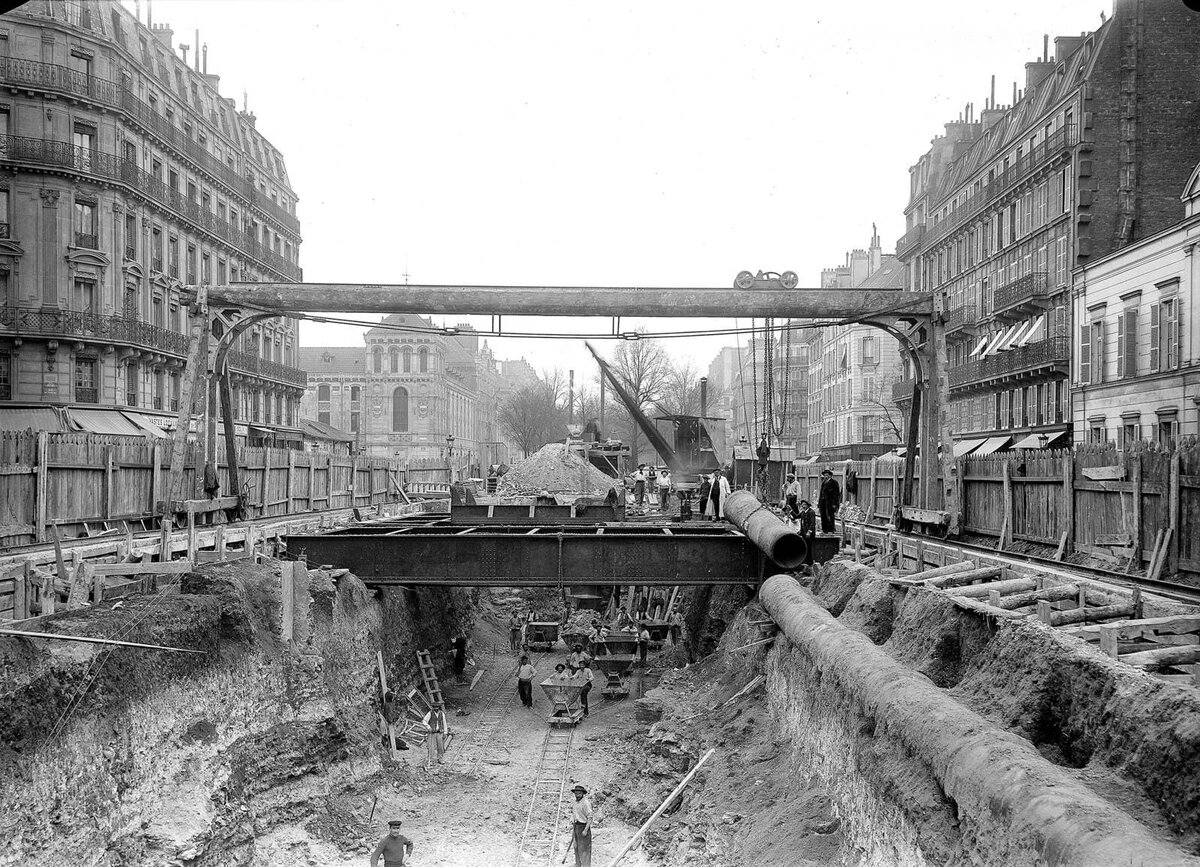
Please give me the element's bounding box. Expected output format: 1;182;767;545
0;1;305;441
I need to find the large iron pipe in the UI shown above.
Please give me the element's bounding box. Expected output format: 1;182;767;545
758;575;1192;866
722;490;806;569
202;282;933;319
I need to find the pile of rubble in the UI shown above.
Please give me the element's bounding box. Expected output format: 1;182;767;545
496;442;617;496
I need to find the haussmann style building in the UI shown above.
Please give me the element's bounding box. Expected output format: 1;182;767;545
0;1;306;444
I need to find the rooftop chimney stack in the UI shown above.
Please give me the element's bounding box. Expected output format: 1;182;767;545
202;43;208;75
1044;34;1049;62
147;0;152;28
194;30;200;71
990;74;996;109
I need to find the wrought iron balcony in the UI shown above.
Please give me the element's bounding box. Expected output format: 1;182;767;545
0;306;190;356
187;271;197;284
227;349;308;388
948;337;1068;391
153;396;163;410
171;398;180;412
0;223;9;239
169;263;179;279
993;272;1050;316
151;257;164;273
0;134;302;281
945;305;979;336
0;56;119;107
125;391;138;407
74;386;98;404
124;244;136;261
891;378;916;402
895;224;925;260
74;231;98;250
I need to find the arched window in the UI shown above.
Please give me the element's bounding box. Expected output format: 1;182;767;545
317;383;330;402
418;346;429;372
389;346;399;373
372;346;382;374
402;346;413;373
392;386;409;432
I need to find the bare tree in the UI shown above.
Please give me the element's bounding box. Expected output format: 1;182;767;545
603;334;672;465
858;374;906;443
655;358;702;417
498;377;568;458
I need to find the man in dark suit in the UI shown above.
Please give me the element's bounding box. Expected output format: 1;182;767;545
817;469;841;533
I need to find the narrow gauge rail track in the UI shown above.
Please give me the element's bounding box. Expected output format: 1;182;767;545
848;521;1200;607
513;725;575;867
455;648;542;777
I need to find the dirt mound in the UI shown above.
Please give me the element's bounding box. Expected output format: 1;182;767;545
497;443;617;496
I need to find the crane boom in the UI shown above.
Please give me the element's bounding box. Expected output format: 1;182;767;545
584;342;684;473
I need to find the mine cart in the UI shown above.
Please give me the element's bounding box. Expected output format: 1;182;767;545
596;629;639;657
643;621;670;649
592;654;637;698
524;621;561;652
540;676;586;726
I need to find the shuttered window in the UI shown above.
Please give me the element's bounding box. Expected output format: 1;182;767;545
1079;323;1091;384
1115;310;1137;379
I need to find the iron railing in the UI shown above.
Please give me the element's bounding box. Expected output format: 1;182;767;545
0;134;301;280
924;124;1077;248
0;306;190;355
895;224;925;260
993;272;1050;314
948;337;1068;388
74;386;98;404
152;396;163;410
74;231;98;249
171;398;180;412
945;305;979;333
0;223;9;239
891;378;916;402
124;244;136;261
125;391;138;407
226;349;308;388
169;263;179;278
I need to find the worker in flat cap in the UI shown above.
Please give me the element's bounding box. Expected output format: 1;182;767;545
370;819;413;867
569;784;594;866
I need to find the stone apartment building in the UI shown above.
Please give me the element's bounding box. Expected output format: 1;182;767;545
1071;161;1200;446
0;1;306;442
806;232;906;459
300;316;521;472
896;0;1200;455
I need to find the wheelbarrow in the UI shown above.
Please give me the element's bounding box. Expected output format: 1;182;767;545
524;621;562;652
540;676;586;726
592;654;637;698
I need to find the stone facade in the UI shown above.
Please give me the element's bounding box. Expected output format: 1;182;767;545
0;2;305;441
300;317;525;472
1071;162;1200;446
896;0;1200;452
805;234;905;459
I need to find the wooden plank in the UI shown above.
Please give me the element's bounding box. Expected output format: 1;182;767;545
103;447;115;520
52;523;69;589
1120;644;1200;670
946;594;1030;620
35;430;48;543
186;510;198;561
925;566;1003;589
1149;528;1173;583
150;441;163;517
0;523;36;539
377;649;399;761
90;561;194;577
953;577;1038;598
1168;451;1180;577
1082;465;1126;481
12;561;29;620
1039;601;1135;627
988;583;1098;611
1054;529;1069;561
67;563;93;609
0;627;205;654
1061;456;1073;560
0;464;35;476
1001;460;1013;550
167;496;241;515
1095;533;1133;547
1130;454;1142;566
280;560;295;641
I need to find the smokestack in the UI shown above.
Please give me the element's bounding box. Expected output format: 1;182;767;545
1013;81;1018;104
179;43;189;65
135;0;141;23
194;30;200;71
700;377;708;417
147;0;152;27
202;43;208;75
568;370;575;426
990;74;995;109
1044;34;1049;62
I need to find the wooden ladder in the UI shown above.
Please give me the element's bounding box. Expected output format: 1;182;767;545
415;649;445;710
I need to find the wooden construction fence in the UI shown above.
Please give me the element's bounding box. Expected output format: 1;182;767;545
791;441;1200;586
0;430;405;549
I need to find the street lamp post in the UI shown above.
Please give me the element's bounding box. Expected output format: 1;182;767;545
446;434;455;482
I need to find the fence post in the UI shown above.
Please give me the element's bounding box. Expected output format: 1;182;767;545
308;456;315;511
103;445;115;521
261;447;272;518
35;430;49;543
1130;453;1142;567
1000;459;1013;550
151;440;163;516
287;449;296;514
1168;450;1181;577
868;459;878;521
13;561;30;620
1061;455;1074;559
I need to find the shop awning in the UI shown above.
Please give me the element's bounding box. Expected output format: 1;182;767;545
301;418;355;443
1000;320;1031;351
1011;429;1070;450
1018;314;1045;346
0;407;67;433
969;335;990;358
67;408;147;437
120;412;169;438
953;437;988;457
974;435;1012;456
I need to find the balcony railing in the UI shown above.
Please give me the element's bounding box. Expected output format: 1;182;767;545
945;305;979;334
74;231;98;249
895;224;925;260
227;349;308;388
0;306;190;356
891;378;916;402
75;386;98;404
171;398;180;412
125;391;138;407
124;244;136;261
948;337;1068;388
993;272;1050;314
924;124;1077;248
169;263;179;279
0;134;302;280
187;271;197;284
152;396;163;410
151;256;164;273
0;223;9;239
0;56;119;106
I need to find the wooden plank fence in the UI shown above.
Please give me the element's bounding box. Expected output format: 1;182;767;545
791;440;1200;586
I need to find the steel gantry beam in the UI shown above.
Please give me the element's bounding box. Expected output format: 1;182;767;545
286;523;771;587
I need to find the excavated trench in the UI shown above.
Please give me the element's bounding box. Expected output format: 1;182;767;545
3;556;1200;866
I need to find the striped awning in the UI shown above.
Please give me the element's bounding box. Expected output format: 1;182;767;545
974;435;1012;456
953;437;988;457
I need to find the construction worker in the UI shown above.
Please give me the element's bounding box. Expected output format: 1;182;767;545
451;634;469;684
798;498;817;572
570;785;594;867
818;468;842;533
568;643;588;669
668;610;684;645
516;654;537;708
637;623;650;666
370;820;414;867
575;662;594;716
508;612;523;652
784;473;801;519
657;469;672;512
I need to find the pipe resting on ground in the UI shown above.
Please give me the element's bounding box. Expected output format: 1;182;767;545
722;490;805;569
758;574;1199;867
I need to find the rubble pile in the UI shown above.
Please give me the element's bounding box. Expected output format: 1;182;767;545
496;443;616;496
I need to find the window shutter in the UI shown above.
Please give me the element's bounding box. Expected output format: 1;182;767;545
1115;313;1125;379
1167;301;1180;369
1149;303;1160;371
1080;323;1091;384
1091;320;1104;384
1123;310;1137;378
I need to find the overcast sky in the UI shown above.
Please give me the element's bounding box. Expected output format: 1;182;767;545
140;0;1106;385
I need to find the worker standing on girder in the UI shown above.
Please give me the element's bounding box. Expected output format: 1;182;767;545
697;473;712;521
370;820;414;867
657;469;672;513
818;469;841;533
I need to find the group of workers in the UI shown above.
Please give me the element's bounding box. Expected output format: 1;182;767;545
370;782;595;866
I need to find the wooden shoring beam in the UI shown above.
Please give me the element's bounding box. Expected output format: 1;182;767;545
0;627;204;654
